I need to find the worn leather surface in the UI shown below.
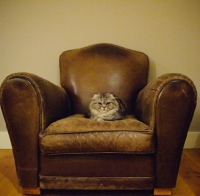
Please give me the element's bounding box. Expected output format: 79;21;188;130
40;176;155;190
135;73;197;187
40;154;154;177
0;44;197;190
60;43;149;114
0;73;70;186
40;114;154;154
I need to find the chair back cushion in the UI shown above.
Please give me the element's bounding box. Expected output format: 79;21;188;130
60;44;149;114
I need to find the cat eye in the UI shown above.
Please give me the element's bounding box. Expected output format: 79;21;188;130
106;102;110;105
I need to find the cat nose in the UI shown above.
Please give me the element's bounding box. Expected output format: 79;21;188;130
101;105;106;109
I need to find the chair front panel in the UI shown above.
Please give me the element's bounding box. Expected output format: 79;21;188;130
40;154;155;178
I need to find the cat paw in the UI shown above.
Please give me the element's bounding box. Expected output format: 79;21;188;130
96;117;104;122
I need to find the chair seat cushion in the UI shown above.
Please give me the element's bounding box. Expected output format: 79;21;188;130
39;114;154;155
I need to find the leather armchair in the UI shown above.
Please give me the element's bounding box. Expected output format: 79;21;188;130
0;44;197;195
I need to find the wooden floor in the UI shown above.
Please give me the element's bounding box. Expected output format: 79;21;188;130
0;149;200;196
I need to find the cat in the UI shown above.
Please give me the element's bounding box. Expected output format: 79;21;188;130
86;93;126;121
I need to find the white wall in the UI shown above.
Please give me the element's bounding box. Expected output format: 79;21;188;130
0;0;200;148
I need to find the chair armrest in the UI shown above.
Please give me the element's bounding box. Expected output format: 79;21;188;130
135;73;197;188
0;72;70;187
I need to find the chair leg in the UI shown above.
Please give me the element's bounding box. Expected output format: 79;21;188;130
154;188;172;195
22;187;41;195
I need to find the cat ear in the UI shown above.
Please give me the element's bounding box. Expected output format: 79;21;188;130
109;93;116;99
91;93;98;99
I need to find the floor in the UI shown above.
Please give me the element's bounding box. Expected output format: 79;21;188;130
0;149;200;196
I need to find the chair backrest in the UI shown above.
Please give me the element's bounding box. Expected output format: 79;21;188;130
59;43;149;114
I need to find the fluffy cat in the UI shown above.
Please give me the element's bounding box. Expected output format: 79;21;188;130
86;93;126;121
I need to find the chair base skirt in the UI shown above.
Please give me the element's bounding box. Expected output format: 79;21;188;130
20;186;172;195
40;175;154;190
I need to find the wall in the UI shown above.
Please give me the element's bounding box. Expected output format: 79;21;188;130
0;0;200;148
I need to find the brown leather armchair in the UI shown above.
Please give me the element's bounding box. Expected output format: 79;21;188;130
0;44;197;195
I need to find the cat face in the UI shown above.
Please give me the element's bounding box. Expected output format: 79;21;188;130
90;93;119;113
88;92;126;121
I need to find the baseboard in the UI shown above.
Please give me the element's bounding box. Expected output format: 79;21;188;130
184;131;200;149
0;131;12;149
0;131;199;149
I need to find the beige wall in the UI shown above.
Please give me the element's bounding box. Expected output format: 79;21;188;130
0;0;200;134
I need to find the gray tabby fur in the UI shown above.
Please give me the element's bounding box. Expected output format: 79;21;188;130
87;93;126;121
